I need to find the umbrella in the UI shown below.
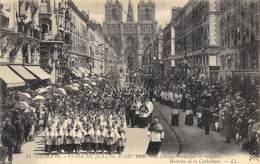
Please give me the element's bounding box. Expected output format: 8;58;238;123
17;92;31;101
254;122;260;134
64;85;72;89
72;83;80;88
91;82;97;86
33;95;46;101
35;88;48;94
15;101;30;110
83;83;90;87
72;87;79;91
57;88;67;95
45;86;52;91
83;77;90;81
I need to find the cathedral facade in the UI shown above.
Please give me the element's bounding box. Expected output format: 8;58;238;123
103;0;157;71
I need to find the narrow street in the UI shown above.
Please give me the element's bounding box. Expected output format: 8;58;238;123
153;102;248;156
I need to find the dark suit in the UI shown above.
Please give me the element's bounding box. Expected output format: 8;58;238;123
1;123;17;162
202;109;213;135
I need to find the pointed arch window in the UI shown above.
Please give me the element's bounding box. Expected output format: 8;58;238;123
112;8;117;20
145;7;150;20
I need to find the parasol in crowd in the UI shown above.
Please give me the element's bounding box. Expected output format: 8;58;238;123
83;77;90;82
57;88;67;95
32;95;46;101
15;101;30;110
91;82;97;86
254;122;260;134
17;92;31;101
72;83;80;88
35;88;49;95
45;86;53;91
83;83;90;87
72;86;79;91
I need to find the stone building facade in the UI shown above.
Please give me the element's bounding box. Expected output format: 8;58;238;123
0;0;41;65
143;30;164;87
219;0;260;83
103;0;157;72
162;7;182;78
174;0;220;80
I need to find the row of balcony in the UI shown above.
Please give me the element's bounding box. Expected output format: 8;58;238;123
17;21;41;39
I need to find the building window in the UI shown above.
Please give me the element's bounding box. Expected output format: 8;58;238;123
220;55;226;69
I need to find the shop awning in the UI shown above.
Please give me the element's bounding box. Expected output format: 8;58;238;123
79;67;90;74
0;66;26;88
25;66;51;80
9;65;37;80
72;68;82;78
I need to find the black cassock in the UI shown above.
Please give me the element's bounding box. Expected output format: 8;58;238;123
146;123;163;156
171;109;179;127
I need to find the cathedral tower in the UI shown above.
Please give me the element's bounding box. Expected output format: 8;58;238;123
127;0;134;22
138;0;155;22
103;0;157;72
105;0;123;22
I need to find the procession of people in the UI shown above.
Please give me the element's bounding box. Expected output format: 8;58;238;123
153;74;259;156
1;71;259;162
0;76;159;162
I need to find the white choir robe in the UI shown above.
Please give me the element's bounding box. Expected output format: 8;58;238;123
45;130;55;145
92;130;101;143
83;129;94;143
106;132;115;145
99;130;107;144
168;92;174;102
64;131;73;144
136;101;142;109
148;131;164;142
73;130;83;144
146;101;154;114
54;130;64;145
117;132;126;146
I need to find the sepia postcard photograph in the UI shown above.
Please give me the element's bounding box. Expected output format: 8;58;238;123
0;0;259;164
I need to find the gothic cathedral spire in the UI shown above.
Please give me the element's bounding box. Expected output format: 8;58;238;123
127;0;134;22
